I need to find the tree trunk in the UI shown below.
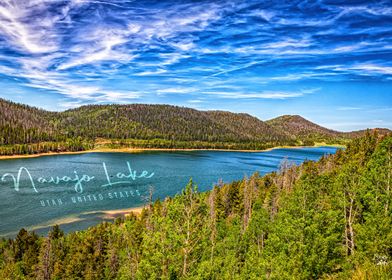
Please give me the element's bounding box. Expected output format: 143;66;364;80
385;146;391;214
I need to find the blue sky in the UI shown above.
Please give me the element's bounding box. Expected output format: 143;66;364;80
0;0;391;131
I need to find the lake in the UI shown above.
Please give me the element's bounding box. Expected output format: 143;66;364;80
0;147;339;237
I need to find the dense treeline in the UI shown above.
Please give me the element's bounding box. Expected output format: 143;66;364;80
0;98;389;155
0;132;391;279
0;139;94;156
100;138;280;151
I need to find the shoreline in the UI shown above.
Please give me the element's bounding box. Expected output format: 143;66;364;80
98;206;145;218
0;143;345;160
1;206;146;238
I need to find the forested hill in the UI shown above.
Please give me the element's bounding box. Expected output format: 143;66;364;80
266;114;344;141
60;104;289;143
0;132;391;279
0;99;56;143
0;98;390;155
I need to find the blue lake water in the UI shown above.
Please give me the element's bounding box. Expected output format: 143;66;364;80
0;147;339;237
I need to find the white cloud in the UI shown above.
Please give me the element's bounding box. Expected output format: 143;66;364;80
57;27;138;70
187;99;203;103
0;0;60;54
204;89;317;99
263;39;312;49
156;87;196;95
337;107;361;111
351;64;392;75
171;41;195;51
251;10;275;21
134;69;167;76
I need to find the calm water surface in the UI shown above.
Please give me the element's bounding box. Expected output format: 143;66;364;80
0;147;338;237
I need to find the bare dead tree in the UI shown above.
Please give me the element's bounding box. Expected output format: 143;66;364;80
243;175;258;232
385;145;391;215
208;187;217;263
141;185;155;210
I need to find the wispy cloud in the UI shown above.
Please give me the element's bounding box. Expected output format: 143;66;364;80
350;64;392;75
337;107;362;111
187;99;204;103
203;88;319;100
0;0;390;112
156;87;196;95
0;0;61;54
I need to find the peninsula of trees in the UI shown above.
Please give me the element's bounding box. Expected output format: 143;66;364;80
0;98;390;155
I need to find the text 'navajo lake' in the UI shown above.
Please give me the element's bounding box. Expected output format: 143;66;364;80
0;147;338;237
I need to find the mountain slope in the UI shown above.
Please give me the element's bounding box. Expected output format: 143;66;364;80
59;104;291;143
266;115;344;139
0;99;57;144
0;98;389;155
266;114;391;144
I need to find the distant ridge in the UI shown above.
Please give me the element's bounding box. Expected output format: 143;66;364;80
266;114;345;144
266;115;341;136
0;98;390;155
266;114;390;142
